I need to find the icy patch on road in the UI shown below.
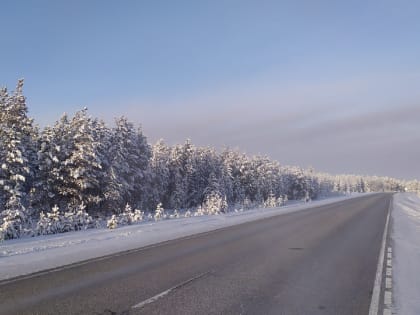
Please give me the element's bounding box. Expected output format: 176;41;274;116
0;194;364;281
392;193;420;315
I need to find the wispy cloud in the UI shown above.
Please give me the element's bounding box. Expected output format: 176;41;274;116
79;71;420;179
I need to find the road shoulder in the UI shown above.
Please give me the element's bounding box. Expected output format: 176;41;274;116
391;193;420;315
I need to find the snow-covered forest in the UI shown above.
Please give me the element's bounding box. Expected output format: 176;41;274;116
1;80;419;240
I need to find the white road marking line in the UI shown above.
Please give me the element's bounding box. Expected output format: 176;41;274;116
132;271;211;309
387;252;392;259
368;200;391;315
384;291;392;305
383;309;392;315
386;267;392;276
385;277;392;289
387;259;392;267
387;247;392;253
132;287;173;309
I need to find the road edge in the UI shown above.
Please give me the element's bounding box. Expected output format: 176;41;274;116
368;194;392;315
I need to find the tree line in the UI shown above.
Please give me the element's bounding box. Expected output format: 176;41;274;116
0;80;418;239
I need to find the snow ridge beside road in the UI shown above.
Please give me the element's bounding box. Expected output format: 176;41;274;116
392;193;420;315
0;195;364;281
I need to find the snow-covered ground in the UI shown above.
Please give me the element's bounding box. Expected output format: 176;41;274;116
392;193;420;315
0;194;363;281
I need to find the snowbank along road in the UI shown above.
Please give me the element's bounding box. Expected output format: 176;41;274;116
391;193;420;315
0;193;393;315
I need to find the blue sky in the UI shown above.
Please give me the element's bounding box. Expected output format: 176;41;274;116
1;0;420;179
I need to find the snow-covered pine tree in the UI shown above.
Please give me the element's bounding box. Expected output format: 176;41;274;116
167;143;189;210
286;167;308;200
72;202;94;230
37;114;75;211
154;202;165;221
169;209;180;219
132;209;144;223
131;125;152;209
202;192;226;215
63;109;104;212
0;80;38;224
204;172;221;202
149;139;170;208
264;191;277;208
173;209;180;218
90;119;112;214
107;215;118;229
104;117;151;212
243;196;252;209
118;203;134;226
46;205;62;234
221;149;246;206
0;206;27;240
36;211;49;235
194;205;205;216
276;195;284;207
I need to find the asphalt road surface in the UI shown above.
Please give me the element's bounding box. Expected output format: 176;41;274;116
0;193;392;315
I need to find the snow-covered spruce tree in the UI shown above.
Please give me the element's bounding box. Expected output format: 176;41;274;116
0;80;38;226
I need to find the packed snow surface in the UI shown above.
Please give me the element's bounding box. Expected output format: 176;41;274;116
392;193;420;315
0;194;363;281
